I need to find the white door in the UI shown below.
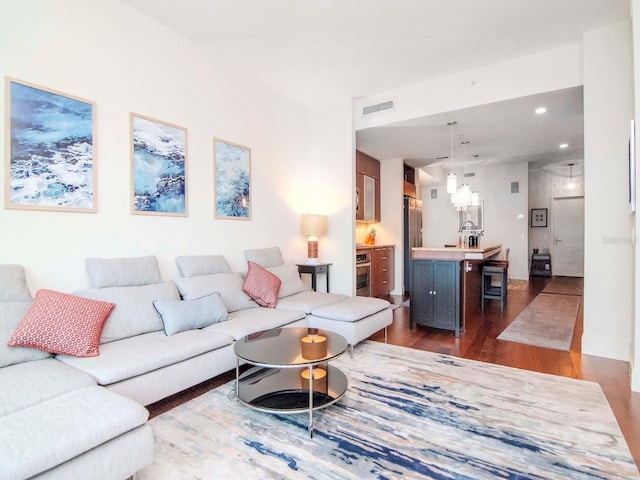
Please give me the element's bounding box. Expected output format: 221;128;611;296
552;196;584;277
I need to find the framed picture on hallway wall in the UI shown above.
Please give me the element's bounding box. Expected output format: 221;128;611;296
530;208;548;228
130;113;187;216
5;77;97;213
213;137;251;220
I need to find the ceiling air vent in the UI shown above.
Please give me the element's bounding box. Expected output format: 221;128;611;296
464;172;475;177
362;100;394;115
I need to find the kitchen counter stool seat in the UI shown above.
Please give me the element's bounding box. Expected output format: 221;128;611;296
481;261;508;312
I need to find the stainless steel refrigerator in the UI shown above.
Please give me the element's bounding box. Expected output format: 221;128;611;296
403;196;423;295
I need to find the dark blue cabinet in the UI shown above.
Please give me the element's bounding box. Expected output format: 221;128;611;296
410;260;461;337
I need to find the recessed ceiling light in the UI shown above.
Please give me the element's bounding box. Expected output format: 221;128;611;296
559;143;569;149
535;107;547;114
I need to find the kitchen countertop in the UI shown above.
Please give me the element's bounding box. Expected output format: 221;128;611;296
356;244;396;249
412;243;502;261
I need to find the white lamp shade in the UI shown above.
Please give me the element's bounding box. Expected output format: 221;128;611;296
301;214;328;236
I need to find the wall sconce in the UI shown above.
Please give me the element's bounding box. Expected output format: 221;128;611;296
301;214;328;264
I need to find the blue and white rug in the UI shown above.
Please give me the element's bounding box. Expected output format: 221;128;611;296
138;341;638;479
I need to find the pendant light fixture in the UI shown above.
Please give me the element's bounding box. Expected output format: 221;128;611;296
567;162;576;190
451;139;481;211
446;121;457;194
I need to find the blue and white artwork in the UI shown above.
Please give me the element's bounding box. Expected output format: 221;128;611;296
131;114;187;216
7;79;96;212
214;139;251;219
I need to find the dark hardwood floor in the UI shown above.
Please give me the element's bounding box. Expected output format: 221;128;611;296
147;276;640;467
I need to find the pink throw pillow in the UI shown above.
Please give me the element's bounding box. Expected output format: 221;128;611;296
242;261;281;308
7;289;115;357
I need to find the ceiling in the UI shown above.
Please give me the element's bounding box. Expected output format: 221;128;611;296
356;86;586;170
122;0;628;170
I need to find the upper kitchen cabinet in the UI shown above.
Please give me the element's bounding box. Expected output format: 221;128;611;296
355;150;380;222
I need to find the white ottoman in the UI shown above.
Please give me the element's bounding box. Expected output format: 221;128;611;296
307;297;392;356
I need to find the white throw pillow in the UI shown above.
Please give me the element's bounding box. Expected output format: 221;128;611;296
153;293;229;335
174;272;258;312
267;262;306;298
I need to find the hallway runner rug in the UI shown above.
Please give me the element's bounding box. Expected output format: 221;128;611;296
137;341;638;479
496;293;581;351
542;275;584;296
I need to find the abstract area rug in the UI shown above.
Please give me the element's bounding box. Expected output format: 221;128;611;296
497;293;581;351
138;341;638;479
542;276;584;296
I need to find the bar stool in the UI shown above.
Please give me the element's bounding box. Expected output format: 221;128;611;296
481;261;508;312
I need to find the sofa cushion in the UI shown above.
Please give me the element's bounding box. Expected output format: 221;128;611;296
175;255;231;277
0;264;32;302
243;247;284;268
0;301;53;368
267;261;307;298
0;386;148;480
242;261;281;308
85;255;162;288
56;329;234;385
204;307;306;340
174;272;258;312
7;289;115;357
77;281;180;343
276;291;349;314
0;358;96;416
311;296;390;322
153;293;229;336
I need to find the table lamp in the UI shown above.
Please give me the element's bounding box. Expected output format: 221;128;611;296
301;214;328;264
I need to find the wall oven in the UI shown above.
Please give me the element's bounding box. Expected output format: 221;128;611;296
356;252;371;297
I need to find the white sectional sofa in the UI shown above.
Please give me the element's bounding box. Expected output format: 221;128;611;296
0;248;392;479
0;265;153;480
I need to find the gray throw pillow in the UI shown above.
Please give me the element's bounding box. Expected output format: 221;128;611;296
153;293;229;336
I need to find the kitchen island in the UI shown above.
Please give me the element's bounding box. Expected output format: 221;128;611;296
410;244;502;336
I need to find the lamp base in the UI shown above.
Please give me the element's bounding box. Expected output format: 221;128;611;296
307;238;318;265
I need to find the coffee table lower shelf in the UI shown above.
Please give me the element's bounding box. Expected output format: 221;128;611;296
231;364;348;437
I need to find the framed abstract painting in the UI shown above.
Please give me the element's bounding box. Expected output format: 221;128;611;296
213;137;251;220
5;77;97;212
130;113;187;216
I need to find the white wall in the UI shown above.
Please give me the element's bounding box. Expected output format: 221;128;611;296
0;0;318;293
632;0;640;393
582;21;635;362
528;164;585;259
422;162;529;279
307;101;356;295
355;44;583;131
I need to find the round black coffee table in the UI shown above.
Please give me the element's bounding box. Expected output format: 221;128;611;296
231;327;348;437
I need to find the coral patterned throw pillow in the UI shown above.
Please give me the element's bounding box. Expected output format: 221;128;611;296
7;289;115;357
242;261;281;308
